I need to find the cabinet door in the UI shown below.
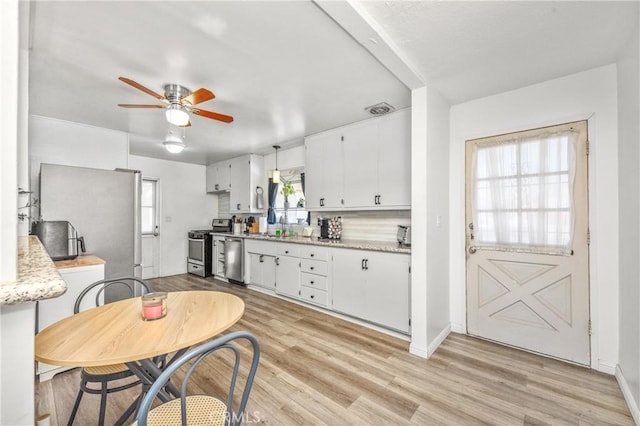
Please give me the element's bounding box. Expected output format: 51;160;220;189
321;134;344;209
218;161;231;191
364;252;410;332
342;122;379;208
229;156;250;212
206;164;217;192
304;135;325;210
331;249;367;318
275;255;300;298
376;109;411;208
262;255;277;291
247;253;263;286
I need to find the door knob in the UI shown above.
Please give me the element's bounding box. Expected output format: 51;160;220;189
468;246;477;254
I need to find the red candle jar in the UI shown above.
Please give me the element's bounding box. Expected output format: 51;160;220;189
141;292;167;320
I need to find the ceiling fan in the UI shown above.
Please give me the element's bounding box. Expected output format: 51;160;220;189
117;76;234;126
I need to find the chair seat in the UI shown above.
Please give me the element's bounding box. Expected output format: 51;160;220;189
134;395;227;426
84;363;130;376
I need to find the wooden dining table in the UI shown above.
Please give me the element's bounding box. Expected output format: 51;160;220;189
35;290;245;424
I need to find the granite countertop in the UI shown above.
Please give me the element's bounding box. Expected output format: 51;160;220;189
0;236;67;305
213;232;411;254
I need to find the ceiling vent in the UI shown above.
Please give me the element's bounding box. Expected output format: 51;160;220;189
365;102;395;116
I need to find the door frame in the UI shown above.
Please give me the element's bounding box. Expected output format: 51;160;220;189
451;113;603;371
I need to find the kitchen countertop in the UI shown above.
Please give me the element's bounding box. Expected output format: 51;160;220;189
0;236;67;305
212;232;411;254
54;255;106;269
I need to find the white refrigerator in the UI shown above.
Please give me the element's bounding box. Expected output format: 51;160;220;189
39;163;142;300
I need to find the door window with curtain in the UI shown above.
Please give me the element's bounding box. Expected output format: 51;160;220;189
470;126;578;255
141;178;159;236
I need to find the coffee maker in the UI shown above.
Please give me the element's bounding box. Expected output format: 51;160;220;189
318;218;330;239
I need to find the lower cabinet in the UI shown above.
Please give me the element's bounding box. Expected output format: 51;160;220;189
247;252;276;291
37;257;105;381
332;248;410;333
275;253;300;298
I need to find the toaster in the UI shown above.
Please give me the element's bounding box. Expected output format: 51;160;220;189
397;225;411;246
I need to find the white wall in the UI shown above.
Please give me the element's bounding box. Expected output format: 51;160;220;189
0;1;35;424
449;65;619;372
425;87;451;353
616;14;640;421
129;155;216;277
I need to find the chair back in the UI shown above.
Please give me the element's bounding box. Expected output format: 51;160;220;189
74;276;151;314
136;331;260;426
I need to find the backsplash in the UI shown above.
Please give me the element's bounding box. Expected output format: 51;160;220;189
216;192;410;243
310;210;411;243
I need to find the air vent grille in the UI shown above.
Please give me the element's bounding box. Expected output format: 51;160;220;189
365;102;395;116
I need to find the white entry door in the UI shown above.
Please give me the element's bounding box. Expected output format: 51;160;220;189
465;121;590;365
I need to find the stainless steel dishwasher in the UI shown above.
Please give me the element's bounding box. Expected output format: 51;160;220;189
224;237;244;284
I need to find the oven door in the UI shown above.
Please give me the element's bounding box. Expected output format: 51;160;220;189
188;238;205;265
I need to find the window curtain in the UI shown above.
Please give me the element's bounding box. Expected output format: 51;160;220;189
470;130;577;255
267;177;279;224
300;172;310;225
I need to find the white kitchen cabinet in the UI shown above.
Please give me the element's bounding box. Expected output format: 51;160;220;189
37;256;105;381
212;236;226;278
229;154;264;213
247;252;276;291
342;109;411;209
332;248;410;333
299;246;330;307
206;160;231;193
304;128;344;210
275;245;300;299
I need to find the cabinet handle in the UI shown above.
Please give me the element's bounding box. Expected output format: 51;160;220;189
310;294;315;299
310;280;315;285
310;253;314;257
285;250;289;254
361;259;366;270
237;203;241;210
259;255;264;263
310;266;314;270
320;198;324;207
275;257;280;266
215;184;219;190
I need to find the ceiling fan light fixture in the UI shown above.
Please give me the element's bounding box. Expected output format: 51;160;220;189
165;104;189;126
163;133;186;154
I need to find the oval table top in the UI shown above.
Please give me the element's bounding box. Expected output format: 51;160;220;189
35;291;245;367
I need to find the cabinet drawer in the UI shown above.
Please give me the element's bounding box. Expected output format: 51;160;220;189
299;286;328;307
276;244;300;257
300;246;328;261
300;259;327;276
300;273;328;291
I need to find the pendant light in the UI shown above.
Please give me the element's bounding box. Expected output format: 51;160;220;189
163;125;186;154
272;145;281;182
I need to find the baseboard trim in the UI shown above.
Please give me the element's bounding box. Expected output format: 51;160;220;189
615;364;640;425
427;324;451;357
450;322;466;334
598;360;617;375
409;343;429;358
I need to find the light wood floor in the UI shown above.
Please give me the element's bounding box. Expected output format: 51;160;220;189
36;273;633;425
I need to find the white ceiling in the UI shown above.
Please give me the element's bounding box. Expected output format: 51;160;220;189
27;1;638;165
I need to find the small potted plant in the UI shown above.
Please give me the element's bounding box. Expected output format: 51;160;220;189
297;197;305;208
280;182;295;209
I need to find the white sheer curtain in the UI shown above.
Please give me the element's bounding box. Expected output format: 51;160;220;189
471;130;578;255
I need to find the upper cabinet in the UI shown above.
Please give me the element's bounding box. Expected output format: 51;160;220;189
206;160;231;193
304;128;344;210
229;154;264;213
304;108;411;211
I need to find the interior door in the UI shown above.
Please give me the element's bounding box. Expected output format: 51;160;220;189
465;121;590;365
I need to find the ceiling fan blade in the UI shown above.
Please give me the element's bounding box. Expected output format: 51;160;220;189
118;77;167;102
118;104;165;108
190;107;234;123
181;88;215;106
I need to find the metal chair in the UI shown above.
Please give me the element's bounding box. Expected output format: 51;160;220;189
68;276;151;426
135;331;260;426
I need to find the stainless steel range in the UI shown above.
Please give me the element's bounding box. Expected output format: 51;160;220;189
187;229;213;277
